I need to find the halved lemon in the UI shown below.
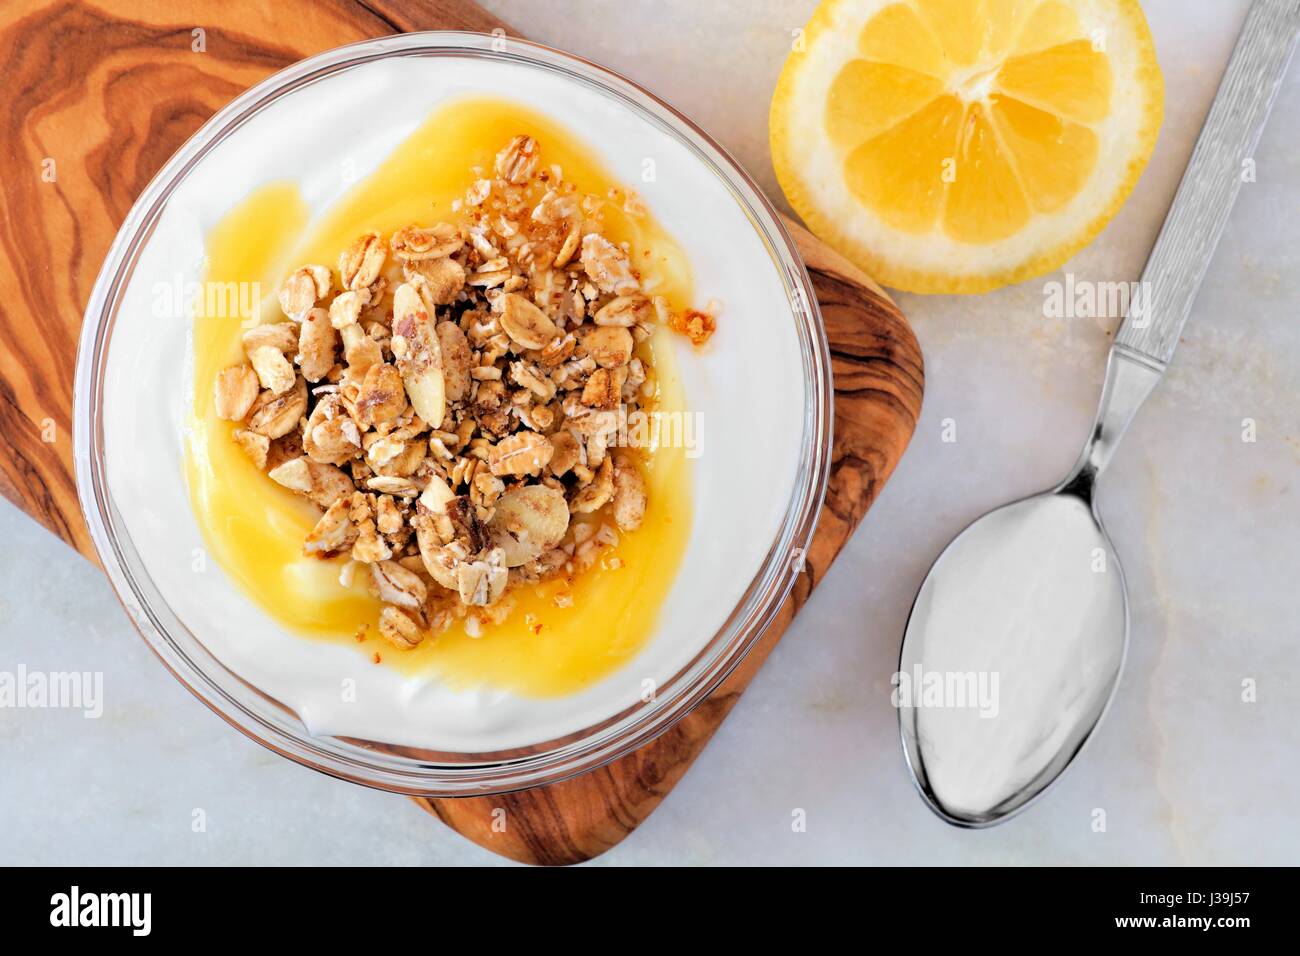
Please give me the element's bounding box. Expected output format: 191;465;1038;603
771;0;1163;294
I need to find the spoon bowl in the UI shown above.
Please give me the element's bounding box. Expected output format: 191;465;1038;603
897;347;1160;827
898;484;1127;826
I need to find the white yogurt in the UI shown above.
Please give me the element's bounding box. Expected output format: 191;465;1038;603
101;53;809;752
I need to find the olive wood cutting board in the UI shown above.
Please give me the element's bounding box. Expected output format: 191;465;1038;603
0;0;924;865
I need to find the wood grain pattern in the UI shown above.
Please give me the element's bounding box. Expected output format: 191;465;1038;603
0;0;507;555
0;0;922;865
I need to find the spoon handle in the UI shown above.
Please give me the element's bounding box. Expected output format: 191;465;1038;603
1116;0;1300;368
1064;350;1162;488
1069;0;1299;488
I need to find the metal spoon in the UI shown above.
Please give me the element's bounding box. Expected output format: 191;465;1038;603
898;0;1300;828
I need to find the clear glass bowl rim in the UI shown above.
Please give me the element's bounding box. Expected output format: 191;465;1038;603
73;31;833;797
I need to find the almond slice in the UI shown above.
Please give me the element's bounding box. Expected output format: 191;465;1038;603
406;258;467;306
418;474;455;514
490;485;570;567
593;294;651;328
249;345;296;395
392;283;446;428
267;456;354;508
246;378;307;439
435;320;473;402
498;293;559;350
304;498;358;554
355;362;408;428
328;288;371;329
580;325;634;368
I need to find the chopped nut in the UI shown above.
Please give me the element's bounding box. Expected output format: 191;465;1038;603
375;495;404;535
456;548;509;606
214;365;259;421
547;430;581;477
246;378;308;439
352;517;393;563
570;456;614;513
356;362;408;428
406;257;466;306
243;322;298;357
278;264;331;317
232;428;270;469
304;497;358;554
267;456;354;508
329;288;371;329
470;470;505;512
341;323;383;373
594;294;651;328
612;453;647;531
418;474;455;514
582;366;628;409
249;345;296;395
303;401;362;465
580;325;634;368
365;433;424;477
436;321;473;402
298;307;337;382
266;431;305;471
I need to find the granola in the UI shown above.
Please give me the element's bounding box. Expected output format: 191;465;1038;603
213;135;715;649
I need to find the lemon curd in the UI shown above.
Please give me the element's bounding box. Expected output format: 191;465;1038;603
186;97;693;697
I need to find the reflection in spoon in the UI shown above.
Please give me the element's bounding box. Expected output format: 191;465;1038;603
899;492;1125;825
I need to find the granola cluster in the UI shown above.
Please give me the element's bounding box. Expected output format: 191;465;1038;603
212;135;714;649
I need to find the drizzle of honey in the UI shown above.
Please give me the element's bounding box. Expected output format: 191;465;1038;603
186;97;692;698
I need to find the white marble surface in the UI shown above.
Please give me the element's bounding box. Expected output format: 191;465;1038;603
3;0;1298;865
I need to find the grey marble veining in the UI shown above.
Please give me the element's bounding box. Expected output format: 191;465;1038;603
1;0;1296;864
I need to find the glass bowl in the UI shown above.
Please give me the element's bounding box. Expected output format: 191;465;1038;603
74;32;832;797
